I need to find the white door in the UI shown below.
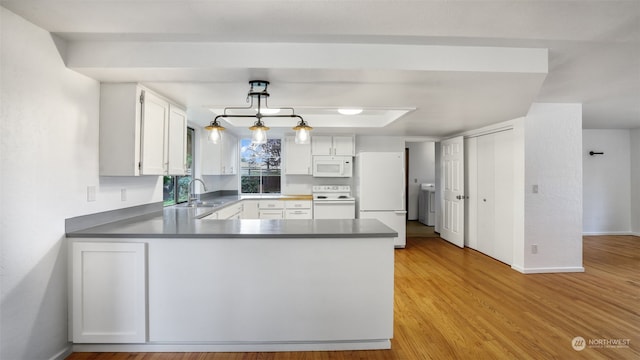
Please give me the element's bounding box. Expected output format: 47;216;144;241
222;133;238;174
440;136;465;248
333;136;354;156
311;135;332;155
72;242;147;343
167;105;187;175
284;136;312;175
140;90;168;175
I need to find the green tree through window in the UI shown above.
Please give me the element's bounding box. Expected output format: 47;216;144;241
240;138;281;194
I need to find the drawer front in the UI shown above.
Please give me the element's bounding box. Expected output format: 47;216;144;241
259;210;284;219
285;209;312;219
285;200;312;209
259;200;284;209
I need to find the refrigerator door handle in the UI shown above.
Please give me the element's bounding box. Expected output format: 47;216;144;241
394;210;407;214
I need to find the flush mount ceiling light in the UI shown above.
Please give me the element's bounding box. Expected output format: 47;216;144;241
337;108;363;115
204;118;225;144
208;80;309;144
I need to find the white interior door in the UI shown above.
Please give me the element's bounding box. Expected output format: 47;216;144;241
440;136;465;248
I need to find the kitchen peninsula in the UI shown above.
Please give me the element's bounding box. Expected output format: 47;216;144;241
66;199;397;353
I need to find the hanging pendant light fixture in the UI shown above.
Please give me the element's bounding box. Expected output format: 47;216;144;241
249;118;269;144
207;80;309;144
292;118;313;144
204;118;225;144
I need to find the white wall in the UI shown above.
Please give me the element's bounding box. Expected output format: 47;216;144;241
582;129;632;234
632;129;640;236
356;136;405;153
406;142;435;220
0;8;161;360
520;103;583;273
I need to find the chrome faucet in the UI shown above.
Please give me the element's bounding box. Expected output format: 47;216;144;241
187;178;207;206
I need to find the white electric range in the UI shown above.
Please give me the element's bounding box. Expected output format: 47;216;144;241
312;185;356;219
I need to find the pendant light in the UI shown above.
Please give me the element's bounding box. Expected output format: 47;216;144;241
249;118;269;144
204;118;225;144
293;118;313;144
207;80;310;144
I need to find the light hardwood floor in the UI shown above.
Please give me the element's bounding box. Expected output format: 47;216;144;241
66;235;639;360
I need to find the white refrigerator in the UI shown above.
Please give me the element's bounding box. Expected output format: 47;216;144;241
356;152;407;248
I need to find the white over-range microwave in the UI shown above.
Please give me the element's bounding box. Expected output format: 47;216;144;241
312;156;353;177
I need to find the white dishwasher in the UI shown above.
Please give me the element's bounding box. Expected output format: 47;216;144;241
312;185;356;219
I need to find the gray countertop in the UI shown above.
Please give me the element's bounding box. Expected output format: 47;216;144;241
66;196;398;239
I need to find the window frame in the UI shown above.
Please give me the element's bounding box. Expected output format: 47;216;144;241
239;138;282;195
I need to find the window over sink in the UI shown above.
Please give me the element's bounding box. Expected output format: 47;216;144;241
240;138;281;194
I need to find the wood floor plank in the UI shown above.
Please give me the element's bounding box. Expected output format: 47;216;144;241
66;234;640;360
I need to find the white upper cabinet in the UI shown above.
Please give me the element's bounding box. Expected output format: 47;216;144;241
311;135;355;156
99;83;187;176
201;131;238;175
284;136;312;175
167;106;188;175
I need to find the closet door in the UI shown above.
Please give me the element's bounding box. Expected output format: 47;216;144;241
492;130;514;265
476;135;495;257
474;130;514;266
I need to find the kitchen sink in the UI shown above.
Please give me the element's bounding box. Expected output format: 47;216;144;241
176;201;224;208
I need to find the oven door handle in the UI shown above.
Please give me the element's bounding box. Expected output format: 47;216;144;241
313;200;355;205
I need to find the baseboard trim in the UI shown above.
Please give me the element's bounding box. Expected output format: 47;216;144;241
511;265;585;274
583;231;634;236
71;339;391;353
50;344;73;360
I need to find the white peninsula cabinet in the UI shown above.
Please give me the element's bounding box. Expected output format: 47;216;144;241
311;135;355;156
201;131;238;175
284;136;311;175
99;83;187;176
70;242;147;343
67;223;395;351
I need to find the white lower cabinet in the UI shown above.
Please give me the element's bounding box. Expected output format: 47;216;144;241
259;200;284;219
71;242;147;343
259;209;284;219
241;200;259;219
285;200;312;219
216;203;243;220
285;209;312;219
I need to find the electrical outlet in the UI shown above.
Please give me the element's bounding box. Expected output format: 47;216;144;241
532;184;539;194
531;244;538;254
87;186;96;202
121;188;127;201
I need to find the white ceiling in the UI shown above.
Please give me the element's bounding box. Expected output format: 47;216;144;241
3;0;639;138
